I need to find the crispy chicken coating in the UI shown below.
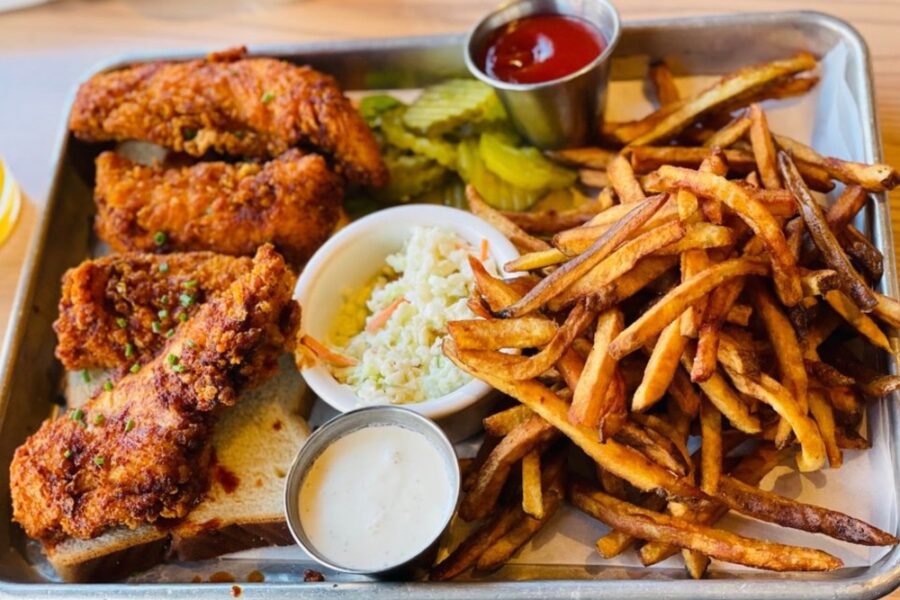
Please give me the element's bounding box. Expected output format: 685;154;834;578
54;252;256;372
93;149;341;265
69;47;387;187
11;246;298;544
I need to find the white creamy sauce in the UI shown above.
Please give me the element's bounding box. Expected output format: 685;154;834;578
299;424;453;570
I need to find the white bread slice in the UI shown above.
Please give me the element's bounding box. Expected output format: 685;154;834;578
47;356;311;582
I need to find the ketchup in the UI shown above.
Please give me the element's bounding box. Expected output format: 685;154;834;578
480;15;606;85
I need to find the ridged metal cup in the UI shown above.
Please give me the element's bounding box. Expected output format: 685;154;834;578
284;406;460;578
465;0;621;149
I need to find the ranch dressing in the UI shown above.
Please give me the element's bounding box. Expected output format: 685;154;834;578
298;424;453;570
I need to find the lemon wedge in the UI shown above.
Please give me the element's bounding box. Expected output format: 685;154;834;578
0;157;22;247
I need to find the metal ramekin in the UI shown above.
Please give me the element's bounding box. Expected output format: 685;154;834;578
283;406;461;578
464;0;621;149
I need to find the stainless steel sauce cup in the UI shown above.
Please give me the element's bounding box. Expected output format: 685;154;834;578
465;0;621;149
283;406;461;578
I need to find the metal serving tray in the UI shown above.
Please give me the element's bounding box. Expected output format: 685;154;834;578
1;10;898;599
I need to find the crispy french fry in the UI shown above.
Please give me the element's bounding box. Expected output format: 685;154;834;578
873;292;900;329
692;277;745;382
501;204;604;235
630;146;756;174
775;134;899;192
652;166;801;305
615;420;688;476
808;388;842;468
445;339;704;501
779;152;877;311
570;309;623;428
608;154;646;204
579;169;609;188
467;185;551;253
717;475;897;545
521;450;544;519
682;344;760;433
704;114;751;148
483;405;534;437
595;493;667;558
842;224;884;281
748;104;781;189
655;223;736;254
725;303;752;326
428;503;523;581
499;194;669;318
632;316;686;412
668;367;702;417
826;185;868;229
448;317;558;350
504;248;567;272
570;480;842;572
627;53;817;146
649;61;681;106
700;399;722;495
609;258;769;359
545;146;615;170
458;415;559;521
824;290;891;352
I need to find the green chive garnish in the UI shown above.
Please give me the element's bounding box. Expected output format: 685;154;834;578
178;312;188;323
70;408;83;421
182;280;198;289
187;339;197;348
180;293;195;307
172;364;185;374
93;413;105;426
124;419;135;433
154;231;167;246
152;321;161;334
167;353;178;366
182;128;197;141
160;294;169;304
166;329;175;338
94;456;105;466
125;342;134;358
81;370;91;383
63;449;72;459
116;317;127;329
158;309;169;319
261;91;275;104
104;381;113;392
159;262;169;273
130;362;140;374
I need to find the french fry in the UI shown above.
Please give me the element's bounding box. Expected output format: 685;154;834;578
570;481;842;572
655;223;736;254
824;290;891;352
774;134;899;192
627;52;817;146
704;113;751;148
825;184;868;228
747;104;781;189
682;344;760;433
545;146;615;170
521;450;544;519
842;224;884;281
717;475;897;545
579;169;609;188
692;277;745;382
549;220;686;311
499;194;669;318
649;60;681;106
458;414;559;521
554;205;680;255
615;420;689;476
591;256;679;309
699;399;722;495
483;405;534;437
725;303;752;326
632;316;686;412
448;317;558;350
504;248;567;272
668;367;702;417
609;258;769;359
467;185;551;253
779;152;877;311
608;154;646;204
873;292;900;329
630;146;756;174
445;339;704;501
595;493;667;558
808;388;842;468
501;204;604;235
651;166;801;305
569;309;623;428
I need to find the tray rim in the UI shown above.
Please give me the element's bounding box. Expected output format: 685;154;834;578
1;9;899;600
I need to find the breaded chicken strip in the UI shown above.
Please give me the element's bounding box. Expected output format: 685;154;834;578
69;47;387;187
11;246;298;544
54;252;256;372
93;149;341;265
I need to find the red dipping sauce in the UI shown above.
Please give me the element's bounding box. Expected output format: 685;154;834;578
480;14;606;85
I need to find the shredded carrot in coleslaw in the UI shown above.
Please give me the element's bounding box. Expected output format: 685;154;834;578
366;297;408;333
301;334;358;367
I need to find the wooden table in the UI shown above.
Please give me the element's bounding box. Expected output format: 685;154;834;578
0;0;898;594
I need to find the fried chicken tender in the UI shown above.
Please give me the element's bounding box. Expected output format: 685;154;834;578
11;246;298;544
54;252;256;372
69;47;387;187
93;149;341;265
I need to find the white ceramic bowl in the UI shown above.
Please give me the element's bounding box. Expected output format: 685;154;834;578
294;205;520;438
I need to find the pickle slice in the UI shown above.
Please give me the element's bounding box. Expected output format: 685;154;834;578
418;176;468;209
479;132;577;191
359;94;404;126
376;152;447;204
457;139;543;211
403;79;497;135
381;109;458;169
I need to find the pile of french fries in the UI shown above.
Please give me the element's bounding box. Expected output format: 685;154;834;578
430;52;900;580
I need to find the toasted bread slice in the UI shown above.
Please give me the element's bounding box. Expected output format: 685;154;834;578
48;356;310;582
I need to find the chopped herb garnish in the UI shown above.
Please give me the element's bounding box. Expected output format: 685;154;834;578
70;408;83;422
180;293;195;307
159;262;169;273
154;231;167;246
166;328;175;338
151;321;161;334
158;309;169;319
93;413;105;426
116;317;127;329
104;381;113;392
187;339;197;348
94;456;105;466
182;280;198;289
178;312;188;323
130;362;140;374
261;91;275;104
172;364;185;374
167;353;178;366
63;449;72;459
125;342;134;358
160;294;169;304
234;130;246;140
124;419;135;433
81;369;91;383
182;128;197;141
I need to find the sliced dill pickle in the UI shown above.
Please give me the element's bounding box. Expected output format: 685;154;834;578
418;175;467;209
376;152;447;204
359;94;404;126
457;139;543;211
381;109;458;169
403;79;497;135
479;132;577;191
